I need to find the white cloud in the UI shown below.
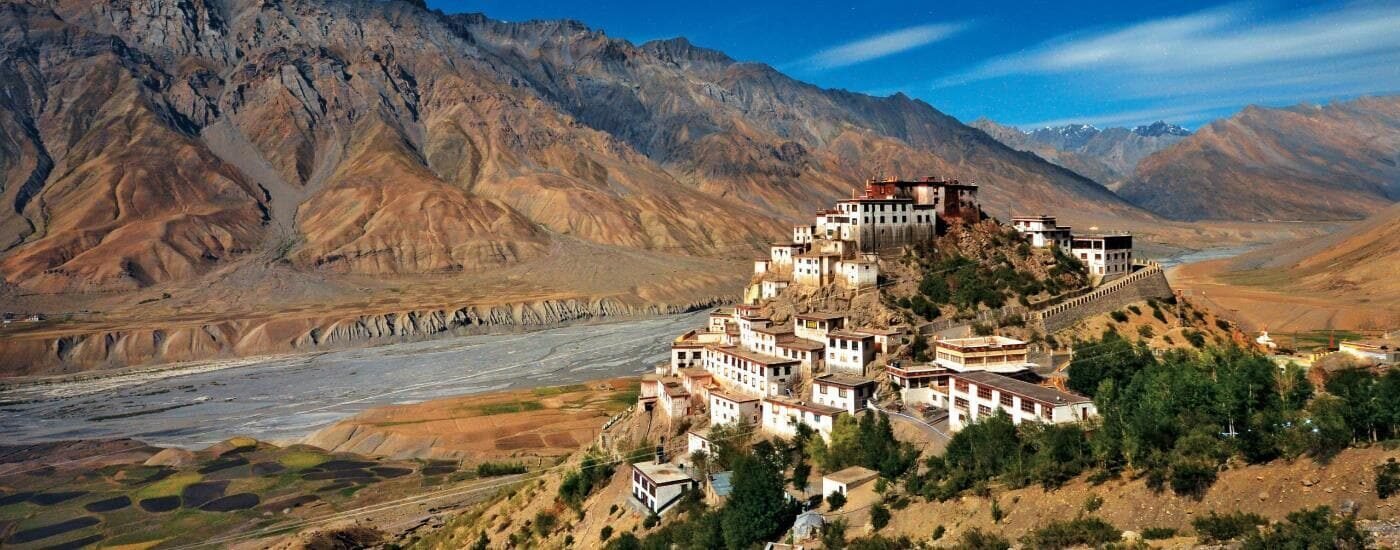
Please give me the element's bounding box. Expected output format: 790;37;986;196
792;22;969;71
937;2;1400;127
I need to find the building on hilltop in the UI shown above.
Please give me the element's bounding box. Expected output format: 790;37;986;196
752;176;983;297
761;395;847;441
1071;234;1133;280
1011;215;1072;249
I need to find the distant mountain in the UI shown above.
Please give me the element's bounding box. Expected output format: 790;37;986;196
970;119;1191;189
0;0;1159;296
1120;97;1400;221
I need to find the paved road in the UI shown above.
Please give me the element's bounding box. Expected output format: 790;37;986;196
0;311;708;449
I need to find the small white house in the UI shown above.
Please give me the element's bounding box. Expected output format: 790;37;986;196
1011;215;1072;249
822;465;878;497
1071;234;1133;280
710;390;761;427
794;312;845;342
631;461;696;515
761;396;845;441
811;373;876;414
835;259;877;289
826;331;876;375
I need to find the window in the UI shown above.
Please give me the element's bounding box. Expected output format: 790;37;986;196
977;387;992;400
954;397;969;411
978;405;991;416
956;380;969;392
1020;400;1035;413
1042;407;1052;420
1000;393;1013;407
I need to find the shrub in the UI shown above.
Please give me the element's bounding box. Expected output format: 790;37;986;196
1127;305;1142;315
1192;510;1267;543
476;461;528;477
870;503;890;530
931;525;945;540
972;322;995;336
1141;527;1177;540
533;511;557;536
609;504;618;515
1169;458;1217;497
1184;330;1206;348
957;528;1011;550
1137;325;1154;339
1110;310;1129;323
1378;459;1400;499
826;490;846;510
1083;494;1103;512
1152;307;1168;323
1021;516;1120;549
990;498;1004;523
600;525;614;540
642;514;659;529
603;532;640;550
1242;506;1368;550
1215;318;1232;331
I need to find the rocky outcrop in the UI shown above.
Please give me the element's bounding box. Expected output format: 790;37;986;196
0;295;727;377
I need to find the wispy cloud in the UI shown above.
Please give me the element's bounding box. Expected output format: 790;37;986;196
936;2;1400;127
790;22;969;71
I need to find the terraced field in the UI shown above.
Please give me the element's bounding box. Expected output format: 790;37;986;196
0;437;512;549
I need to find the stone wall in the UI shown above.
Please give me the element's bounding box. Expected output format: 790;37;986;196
1033;263;1174;334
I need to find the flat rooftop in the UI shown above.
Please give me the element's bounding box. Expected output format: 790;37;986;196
814;373;876;388
633;460;693;485
796;311;846;321
824;465;878;485
828;330;875;341
764;396;845;416
952;370;1091;405
708;344;799;366
937;336;1026;350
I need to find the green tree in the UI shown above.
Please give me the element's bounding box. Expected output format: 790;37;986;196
721;453;797;549
1066;331;1156;397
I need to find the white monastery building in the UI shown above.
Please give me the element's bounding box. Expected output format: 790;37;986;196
946;371;1096;432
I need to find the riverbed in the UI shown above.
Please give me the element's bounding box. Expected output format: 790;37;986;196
0;311;707;448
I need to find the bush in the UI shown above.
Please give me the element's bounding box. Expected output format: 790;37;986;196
1141;527;1177;539
990;498;1004;523
957;528;1011;550
476;461;528;477
826;490;847;510
1137;325;1154;339
603;532;640;550
642;514;659;529
870;503;890;530
1216;318;1232;331
1169;458;1217;497
1127;305;1142;315
1021;516;1120;549
1110;310;1129;323
1192;510;1267;543
1378;459;1400;499
972;322;995;336
533;511;557;536
600;525;614;541
1242;506;1368;550
931;525;945;540
1184;330;1206;348
1152;307;1168;323
1083;494;1103;512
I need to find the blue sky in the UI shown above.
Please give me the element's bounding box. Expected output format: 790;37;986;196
428;0;1400;130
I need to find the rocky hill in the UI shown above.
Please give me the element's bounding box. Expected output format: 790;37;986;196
971;119;1190;190
1120;96;1400;221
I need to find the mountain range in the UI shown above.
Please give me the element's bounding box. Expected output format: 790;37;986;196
0;0;1146;296
970;119;1191;190
976;97;1400;221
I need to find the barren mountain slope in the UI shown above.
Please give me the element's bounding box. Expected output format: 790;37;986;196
1121;96;1400;221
